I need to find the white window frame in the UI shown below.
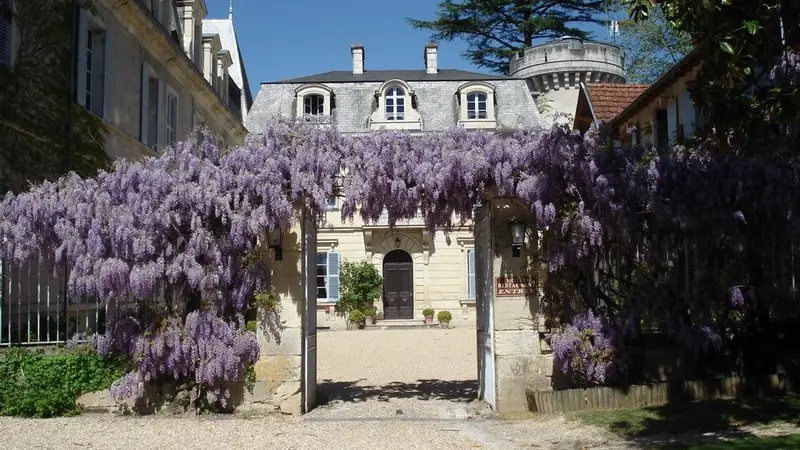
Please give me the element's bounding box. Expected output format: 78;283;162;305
384;86;405;121
369;79;422;131
165;86;178;148
78;13;107;117
316;251;340;302
294;84;333;120
457;82;497;130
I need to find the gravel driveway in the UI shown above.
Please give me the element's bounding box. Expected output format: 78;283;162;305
0;327;632;450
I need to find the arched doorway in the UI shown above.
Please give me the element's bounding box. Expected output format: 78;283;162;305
382;250;414;320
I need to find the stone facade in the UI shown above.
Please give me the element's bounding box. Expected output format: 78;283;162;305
509;37;626;126
247;43;542;329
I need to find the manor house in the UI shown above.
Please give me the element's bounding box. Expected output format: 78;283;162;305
246;43;541;327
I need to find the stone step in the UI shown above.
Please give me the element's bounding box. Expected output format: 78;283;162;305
368;319;440;329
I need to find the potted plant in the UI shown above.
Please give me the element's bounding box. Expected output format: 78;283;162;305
335;261;383;324
363;307;377;324
423;308;435;325
437;310;452;329
348;310;366;329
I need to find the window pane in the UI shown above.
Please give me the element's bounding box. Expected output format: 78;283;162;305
386;98;393;106
396;97;404;106
317;253;327;265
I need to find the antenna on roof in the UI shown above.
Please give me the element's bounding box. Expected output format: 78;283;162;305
229;0;233;19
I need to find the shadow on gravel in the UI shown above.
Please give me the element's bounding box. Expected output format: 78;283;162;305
317;379;478;405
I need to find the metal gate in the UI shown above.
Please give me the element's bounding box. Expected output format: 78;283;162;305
302;210;318;413
475;204;496;408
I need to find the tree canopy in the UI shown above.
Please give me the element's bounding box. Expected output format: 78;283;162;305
612;2;693;83
408;0;609;74
624;0;799;154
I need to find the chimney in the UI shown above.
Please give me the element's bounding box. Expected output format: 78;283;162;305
424;42;438;74
351;44;365;75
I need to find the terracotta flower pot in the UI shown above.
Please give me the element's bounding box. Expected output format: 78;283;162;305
424;316;433;324
364;315;374;325
357;320;366;329
440;320;450;329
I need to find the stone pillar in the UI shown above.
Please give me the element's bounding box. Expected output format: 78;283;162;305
488;198;552;412
249;211;310;415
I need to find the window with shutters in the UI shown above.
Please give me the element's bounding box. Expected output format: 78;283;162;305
166;87;178;147
140;64;160;151
316;252;340;302
84;28;106;116
0;0;11;68
466;249;476;300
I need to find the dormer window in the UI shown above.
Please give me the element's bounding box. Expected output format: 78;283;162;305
385;86;405;120
295;84;334;121
370;79;421;131
304;94;324;116
457;82;497;130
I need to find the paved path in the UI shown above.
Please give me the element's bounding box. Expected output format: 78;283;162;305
0;326;632;449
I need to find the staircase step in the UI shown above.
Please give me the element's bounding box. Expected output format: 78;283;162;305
368;319;438;329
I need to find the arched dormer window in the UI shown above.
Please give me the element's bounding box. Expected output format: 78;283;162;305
369;79;422;131
295;84;334;121
456;81;497;130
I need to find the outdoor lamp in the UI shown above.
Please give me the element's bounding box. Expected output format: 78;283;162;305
395;237;401;248
509;221;527;257
268;228;284;261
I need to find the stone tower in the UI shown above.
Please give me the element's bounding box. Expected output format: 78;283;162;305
509;37;626;125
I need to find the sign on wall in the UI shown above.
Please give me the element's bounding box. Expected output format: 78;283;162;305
495;276;536;296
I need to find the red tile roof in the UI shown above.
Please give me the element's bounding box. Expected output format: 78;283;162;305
584;83;650;122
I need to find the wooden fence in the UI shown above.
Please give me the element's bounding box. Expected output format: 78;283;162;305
527;373;799;414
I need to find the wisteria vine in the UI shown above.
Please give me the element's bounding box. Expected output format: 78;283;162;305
2;118;800;397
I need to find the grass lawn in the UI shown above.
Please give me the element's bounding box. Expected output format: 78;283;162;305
572;394;800;449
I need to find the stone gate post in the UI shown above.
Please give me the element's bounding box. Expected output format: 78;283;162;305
488;198;554;412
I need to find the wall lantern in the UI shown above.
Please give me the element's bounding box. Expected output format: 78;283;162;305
395;236;401;248
509;221;527;257
268;228;283;261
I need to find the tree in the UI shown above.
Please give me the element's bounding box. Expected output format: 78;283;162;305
0;0;108;195
335;261;383;318
408;0;610;74
612;3;693;83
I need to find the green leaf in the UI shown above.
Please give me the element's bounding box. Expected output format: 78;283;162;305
719;41;735;54
744;20;758;35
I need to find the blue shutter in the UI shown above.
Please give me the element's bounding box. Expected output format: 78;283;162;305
140;64;149;143
327;252;340;301
467;249;476;300
102;30;113;122
76;9;89;107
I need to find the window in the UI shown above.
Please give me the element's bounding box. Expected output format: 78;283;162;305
0;0;11;67
316;252;340;301
385;86;405;120
84;28;105;116
467;249;476;300
304;94;324;115
166;88;178;147
457;82;497;129
139;64;163;151
467;92;488;119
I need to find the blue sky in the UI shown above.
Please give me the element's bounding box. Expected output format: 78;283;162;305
205;1;617;95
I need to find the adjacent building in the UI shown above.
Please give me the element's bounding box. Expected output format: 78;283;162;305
573;47;704;148
0;0;253;345
247;43;541;327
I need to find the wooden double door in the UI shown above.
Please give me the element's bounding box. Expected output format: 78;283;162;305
382;250;413;320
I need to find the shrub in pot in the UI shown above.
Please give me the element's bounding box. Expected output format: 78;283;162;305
363;307;377;324
423;308;435;324
348;310;366;329
437;310;452;328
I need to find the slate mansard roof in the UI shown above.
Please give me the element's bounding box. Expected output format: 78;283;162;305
247;68;541;134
